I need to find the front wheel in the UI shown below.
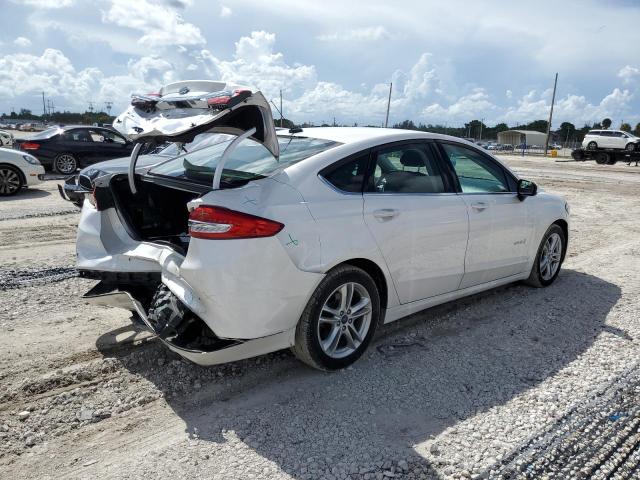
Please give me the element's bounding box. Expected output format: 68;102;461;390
0;166;23;196
587;141;598;151
626;143;637;152
292;265;380;370
54;153;78;175
525;224;566;288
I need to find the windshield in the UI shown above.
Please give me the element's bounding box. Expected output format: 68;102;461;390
29;127;62;139
148;134;341;186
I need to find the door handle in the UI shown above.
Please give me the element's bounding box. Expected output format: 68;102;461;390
373;208;399;220
471;202;488;212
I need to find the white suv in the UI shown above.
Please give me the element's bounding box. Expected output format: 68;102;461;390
582;129;639;151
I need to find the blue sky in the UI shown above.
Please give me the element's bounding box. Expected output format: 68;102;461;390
1;0;639;127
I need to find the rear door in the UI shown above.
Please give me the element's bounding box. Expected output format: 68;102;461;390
362;141;469;304
438;141;532;288
90;129;133;161
58;128;97;164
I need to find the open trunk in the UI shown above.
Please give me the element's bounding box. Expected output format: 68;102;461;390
108;174;203;253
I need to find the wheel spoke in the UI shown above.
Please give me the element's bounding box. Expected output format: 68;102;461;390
323;326;342;354
339;283;354;313
342;327;356;350
322;304;340;318
348;324;363;344
349;297;370;315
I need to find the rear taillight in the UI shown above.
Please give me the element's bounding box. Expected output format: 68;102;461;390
206;89;251;109
21;142;40;150
188;206;284;240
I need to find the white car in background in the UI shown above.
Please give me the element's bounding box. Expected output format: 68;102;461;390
0;129;13;147
582;129;640;151
77;80;570;370
0;147;45;196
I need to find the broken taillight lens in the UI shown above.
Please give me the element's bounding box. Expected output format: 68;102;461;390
206;89;252;109
188;206;284;240
21;142;40;150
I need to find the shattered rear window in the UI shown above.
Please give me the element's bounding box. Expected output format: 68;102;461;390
148;135;340;186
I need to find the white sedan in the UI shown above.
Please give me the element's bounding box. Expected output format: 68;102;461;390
0;147;45;196
77;81;569;370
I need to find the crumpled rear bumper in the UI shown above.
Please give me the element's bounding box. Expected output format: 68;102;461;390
83;282;294;366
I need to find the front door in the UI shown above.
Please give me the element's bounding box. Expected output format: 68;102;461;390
438;142;532;288
363;142;469;304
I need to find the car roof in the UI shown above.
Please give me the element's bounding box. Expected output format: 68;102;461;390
286;126;462;145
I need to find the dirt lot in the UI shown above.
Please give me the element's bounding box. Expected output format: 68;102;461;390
0;156;639;479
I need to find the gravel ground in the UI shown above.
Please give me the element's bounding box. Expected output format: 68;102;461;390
0;156;639;479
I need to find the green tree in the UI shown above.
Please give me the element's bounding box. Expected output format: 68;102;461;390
620;122;631;132
558;122;575;142
525;119;548;132
602;118;612;129
634;123;640;137
393;120;417;130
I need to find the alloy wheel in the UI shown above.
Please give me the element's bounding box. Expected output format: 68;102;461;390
55;154;77;174
317;282;372;359
626;143;636;152
539;232;562;281
0;168;21;195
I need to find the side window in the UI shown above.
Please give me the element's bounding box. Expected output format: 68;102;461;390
98;130;127;144
61;129;93;142
441;143;510;193
368;143;445;194
321;153;369;193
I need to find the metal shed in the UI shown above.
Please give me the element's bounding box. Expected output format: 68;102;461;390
497;130;547;147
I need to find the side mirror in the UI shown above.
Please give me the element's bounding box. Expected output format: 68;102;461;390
517;179;537;200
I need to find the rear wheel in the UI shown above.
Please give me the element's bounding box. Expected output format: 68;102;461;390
54;153;77;175
587;141;598;151
525;224;565;288
292;265;380;370
595;152;609;165
0;166;22;196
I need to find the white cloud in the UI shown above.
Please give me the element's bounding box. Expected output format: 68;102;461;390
11;0;74;8
317;26;390;42
618;65;639;85
220;5;232;18
14;37;32;47
102;0;205;49
506;89;513;99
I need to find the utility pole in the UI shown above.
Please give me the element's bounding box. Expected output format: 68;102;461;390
42;92;46;117
279;89;283;128
104;101;113;116
88;101;94;113
544;72;558;156
384;82;392;128
479;118;484;141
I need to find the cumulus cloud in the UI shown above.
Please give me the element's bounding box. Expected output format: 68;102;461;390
14;37;32;47
220;5;232;18
317;26;391;42
102;0;205;49
618;65;639;85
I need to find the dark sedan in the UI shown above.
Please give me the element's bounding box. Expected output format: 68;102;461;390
14;125;134;174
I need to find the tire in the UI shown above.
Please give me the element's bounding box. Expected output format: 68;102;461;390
292;265;381;370
571;149;585;161
606;157;617;165
587;141;598;151
147;284;192;338
54;153;78;175
595;152;609;165
0;165;23;196
525;224;566;288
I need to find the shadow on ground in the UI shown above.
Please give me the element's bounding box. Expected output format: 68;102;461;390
98;269;623;478
11;188;51;200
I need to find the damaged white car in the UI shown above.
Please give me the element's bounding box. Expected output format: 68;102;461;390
78;80;570;370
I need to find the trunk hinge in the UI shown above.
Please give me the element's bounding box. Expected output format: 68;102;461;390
212;127;257;190
128;143;143;194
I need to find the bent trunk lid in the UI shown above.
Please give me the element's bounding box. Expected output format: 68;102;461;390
113;80;279;159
